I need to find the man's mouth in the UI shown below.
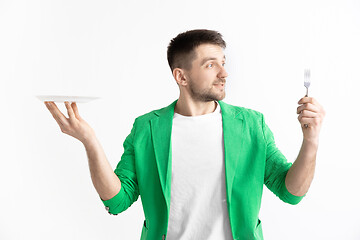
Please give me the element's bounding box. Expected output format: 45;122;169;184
214;80;226;86
214;83;225;88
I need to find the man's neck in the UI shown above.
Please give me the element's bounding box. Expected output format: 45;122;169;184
174;97;217;117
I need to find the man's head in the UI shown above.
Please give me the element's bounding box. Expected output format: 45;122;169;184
167;29;228;102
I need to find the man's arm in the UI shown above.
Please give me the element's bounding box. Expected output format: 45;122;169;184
45;101;121;201
285;139;318;196
83;136;121;201
286;96;326;196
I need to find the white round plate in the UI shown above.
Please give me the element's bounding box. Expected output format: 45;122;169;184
36;95;100;103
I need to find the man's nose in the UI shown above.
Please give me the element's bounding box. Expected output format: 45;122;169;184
218;66;228;79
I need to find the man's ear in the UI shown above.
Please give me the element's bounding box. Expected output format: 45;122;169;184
173;68;188;86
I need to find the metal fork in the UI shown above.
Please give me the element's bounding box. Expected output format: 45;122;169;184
304;69;311;97
303;69;311;128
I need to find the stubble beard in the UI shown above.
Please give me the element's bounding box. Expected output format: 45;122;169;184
187;78;226;102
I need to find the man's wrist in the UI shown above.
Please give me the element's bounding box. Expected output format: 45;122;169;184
301;138;319;157
302;137;319;147
82;134;99;149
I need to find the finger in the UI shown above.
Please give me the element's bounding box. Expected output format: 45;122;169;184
71;102;82;119
297;103;319;114
298;97;319;105
45;101;68;128
65;102;76;120
46;101;67;121
298;116;313;128
298;97;308;104
298;116;322;127
299;109;318;118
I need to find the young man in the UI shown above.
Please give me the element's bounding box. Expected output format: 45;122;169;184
45;29;325;240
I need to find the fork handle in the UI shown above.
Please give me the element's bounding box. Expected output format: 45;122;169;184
304;90;309;128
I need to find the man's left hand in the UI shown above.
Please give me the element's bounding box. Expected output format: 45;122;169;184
297;97;326;143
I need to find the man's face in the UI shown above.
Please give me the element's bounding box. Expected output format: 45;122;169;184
183;43;228;102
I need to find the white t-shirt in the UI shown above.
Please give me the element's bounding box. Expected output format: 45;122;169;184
166;101;233;240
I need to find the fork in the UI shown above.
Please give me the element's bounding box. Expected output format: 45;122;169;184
304;69;311;97
303;69;311;128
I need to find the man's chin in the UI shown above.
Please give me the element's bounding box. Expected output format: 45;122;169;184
215;92;226;101
209;94;225;102
190;89;225;102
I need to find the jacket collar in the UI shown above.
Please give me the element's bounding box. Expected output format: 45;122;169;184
150;99;244;211
153;99;244;119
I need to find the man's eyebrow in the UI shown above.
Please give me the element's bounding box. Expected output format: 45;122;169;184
200;55;226;66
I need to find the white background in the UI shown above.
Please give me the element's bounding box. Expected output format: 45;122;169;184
1;0;359;239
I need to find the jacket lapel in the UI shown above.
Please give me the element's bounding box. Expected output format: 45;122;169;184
218;100;244;206
150;99;244;212
150;100;178;211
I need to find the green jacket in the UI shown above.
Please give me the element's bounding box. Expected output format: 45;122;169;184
101;99;305;240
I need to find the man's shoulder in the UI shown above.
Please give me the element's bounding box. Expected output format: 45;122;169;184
219;101;264;120
132;100;176;125
132;100;265;125
133;108;159;123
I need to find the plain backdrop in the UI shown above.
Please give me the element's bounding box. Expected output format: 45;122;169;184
1;0;359;239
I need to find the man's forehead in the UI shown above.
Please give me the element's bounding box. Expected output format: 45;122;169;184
195;44;226;60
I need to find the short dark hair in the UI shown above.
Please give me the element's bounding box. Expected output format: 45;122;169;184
167;29;226;72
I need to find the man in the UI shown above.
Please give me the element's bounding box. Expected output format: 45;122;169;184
45;29;326;240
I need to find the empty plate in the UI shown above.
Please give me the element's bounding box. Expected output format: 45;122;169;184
36;95;100;103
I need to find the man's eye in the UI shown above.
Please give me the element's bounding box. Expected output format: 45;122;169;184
222;63;226;66
208;63;213;68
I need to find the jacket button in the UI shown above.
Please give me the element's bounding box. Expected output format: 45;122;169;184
162;234;166;240
105;206;117;216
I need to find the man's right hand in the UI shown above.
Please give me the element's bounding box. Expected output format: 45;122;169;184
44;101;96;144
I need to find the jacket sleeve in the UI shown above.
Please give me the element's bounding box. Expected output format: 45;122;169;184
262;114;306;205
101;120;140;215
